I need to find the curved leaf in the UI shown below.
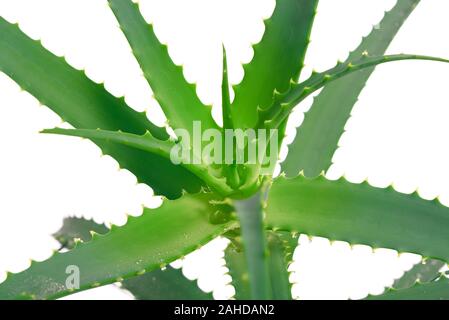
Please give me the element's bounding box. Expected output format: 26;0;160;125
42;128;233;196
231;0;318;129
281;0;421;177
42;128;173;159
266;175;449;262
0;193;237;300
108;0;217;133
0;17;203;199
259;54;449;130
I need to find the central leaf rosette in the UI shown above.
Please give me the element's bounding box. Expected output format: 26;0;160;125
169;121;279;196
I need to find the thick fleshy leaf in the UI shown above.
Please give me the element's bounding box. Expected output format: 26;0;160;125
394;259;445;290
54;217;211;300
366;275;449;300
122;267;212;300
225;244;251;300
42;128;173;160
225;231;296;300
53;217;109;250
266;175;449;262
42;128;232;195
0;193;237;300
282;0;421;177
266;231;296;300
108;0;217;133
222;46;233;130
0;17;203;199
231;0;318;129
259;54;449;130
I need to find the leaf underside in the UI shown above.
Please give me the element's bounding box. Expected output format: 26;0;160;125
0;17;203;199
266;175;449;263
281;0;421;177
0;193;236;300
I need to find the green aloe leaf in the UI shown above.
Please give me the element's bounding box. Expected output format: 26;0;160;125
225;231;296;300
265;175;449;262
108;0;217;133
260;54;449;130
220;46;241;190
225;243;251;300
281;0;421;177
122;266;212;300
222;45;233;131
53;217;109;250
54;217;212;300
266;231;296;300
231;0;318;129
0;193;237;300
42;128;232;195
394;259;445;290
0;17;203;199
42;128;174;161
366;275;449;300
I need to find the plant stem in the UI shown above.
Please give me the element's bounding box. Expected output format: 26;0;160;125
235;192;272;300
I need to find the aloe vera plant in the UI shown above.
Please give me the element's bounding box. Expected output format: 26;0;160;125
1;0;449;300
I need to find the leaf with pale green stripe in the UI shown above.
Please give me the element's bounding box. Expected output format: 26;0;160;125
0;193;237;300
265;175;449;262
231;0;318;129
0;16;202;199
281;0;421;177
108;0;217;133
366;275;449;300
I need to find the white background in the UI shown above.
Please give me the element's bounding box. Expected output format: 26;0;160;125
0;0;449;300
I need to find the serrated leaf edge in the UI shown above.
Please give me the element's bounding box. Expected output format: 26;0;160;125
0;197;238;300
